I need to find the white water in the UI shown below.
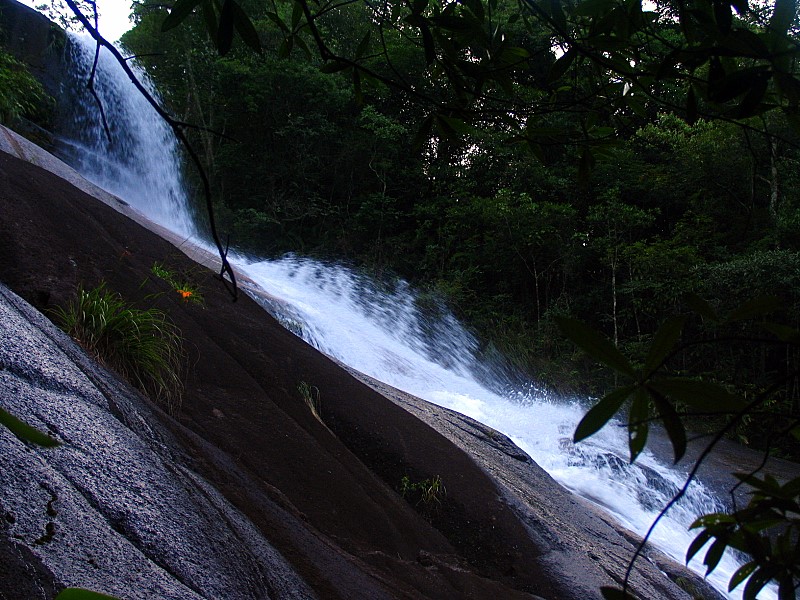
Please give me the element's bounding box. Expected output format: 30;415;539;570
56;33;776;600
56;34;195;237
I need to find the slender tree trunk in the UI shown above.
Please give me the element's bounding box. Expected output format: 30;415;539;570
611;252;618;348
533;259;541;326
770;137;779;226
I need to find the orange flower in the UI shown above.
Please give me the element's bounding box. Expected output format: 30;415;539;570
177;289;193;302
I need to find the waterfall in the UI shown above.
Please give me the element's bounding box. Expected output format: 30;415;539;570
56;33;776;600
240;257;760;600
54;33;196;237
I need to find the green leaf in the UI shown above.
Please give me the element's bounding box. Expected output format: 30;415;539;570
291;0;303;29
0;406;59;447
691;513;736;529
319;60;351;74
54;588;119;599
353;69;363;105
574;385;635;442
355;30;372;59
578;146;595;187
649;388;686;462
421;22;436;65
549;0;567;31
686;529;712;562
266;11;289;33
628;387;649;461
704;538;727;575
651;378;745;413
573;0;617;17
436;115;474;137
685;293;719;322
411;114;434;151
769;0;796;40
600;586;637;599
763;322;800;343
217;0;235;55
686;84;698;123
233;2;261;52
162;0;202;32
201;0;218;39
412;0;430;14
726;295;781;322
743;566;776;600
643;316;685;375
556;317;635;376
730;0;749;15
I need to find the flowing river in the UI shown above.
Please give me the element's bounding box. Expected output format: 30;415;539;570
54;32;778;600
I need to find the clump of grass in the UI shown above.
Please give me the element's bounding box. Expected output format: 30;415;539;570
151;262;204;306
53;283;185;415
400;475;447;512
297;380;322;422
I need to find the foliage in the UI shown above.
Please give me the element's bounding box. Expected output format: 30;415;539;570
49;0;800;595
53;283;185;415
557;295;800;598
688;474;800;599
31;0;98;32
297;380;322;422
0;48;51;125
150;262;205;306
54;589;119;600
0;406;59;447
399;474;447;512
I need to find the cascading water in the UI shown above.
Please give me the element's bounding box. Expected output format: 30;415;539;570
55;34;196;237
241;257;762;600
55;32;778;600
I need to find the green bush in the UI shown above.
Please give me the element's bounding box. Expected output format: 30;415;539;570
54;283;185;415
0;48;51;125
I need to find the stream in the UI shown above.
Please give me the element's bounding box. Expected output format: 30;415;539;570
54;32;781;600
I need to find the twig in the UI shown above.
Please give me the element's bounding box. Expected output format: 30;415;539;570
63;0;238;300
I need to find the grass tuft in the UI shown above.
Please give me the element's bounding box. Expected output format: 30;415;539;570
53;283;185;415
400;475;447;513
297;380;322;422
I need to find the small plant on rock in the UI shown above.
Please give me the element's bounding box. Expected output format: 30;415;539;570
400;475;447;513
150;262;204;306
297;380;322;423
53;283;185;415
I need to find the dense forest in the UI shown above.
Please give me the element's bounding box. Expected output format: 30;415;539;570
113;0;800;457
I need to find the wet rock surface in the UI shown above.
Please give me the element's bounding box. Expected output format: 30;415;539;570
0;282;315;599
347;369;727;600
0;126;736;599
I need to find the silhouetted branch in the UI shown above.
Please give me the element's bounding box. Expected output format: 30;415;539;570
62;0;238;301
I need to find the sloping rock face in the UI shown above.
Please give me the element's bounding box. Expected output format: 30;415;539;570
0;132;724;598
0;281;316;599
0;124;736;600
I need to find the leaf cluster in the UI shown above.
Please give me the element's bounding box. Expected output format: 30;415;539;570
559;293;800;596
688;472;800;599
0;47;53;125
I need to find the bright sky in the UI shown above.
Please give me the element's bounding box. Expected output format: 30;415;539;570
19;1;134;42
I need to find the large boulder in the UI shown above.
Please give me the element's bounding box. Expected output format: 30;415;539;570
0;281;315;599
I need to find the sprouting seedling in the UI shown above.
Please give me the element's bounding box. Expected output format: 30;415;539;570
151;262;204;306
